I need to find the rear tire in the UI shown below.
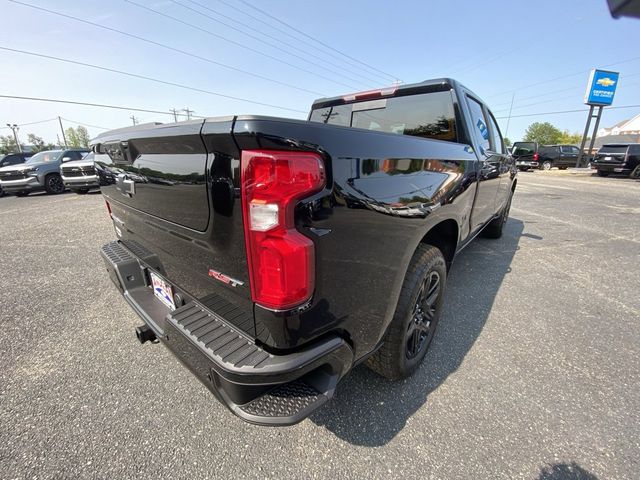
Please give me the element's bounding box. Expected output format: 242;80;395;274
482;191;512;239
44;173;65;194
558;166;568;170
366;244;447;380
540;160;552;170
596;170;609;177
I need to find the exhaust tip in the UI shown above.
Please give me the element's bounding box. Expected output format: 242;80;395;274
135;325;157;344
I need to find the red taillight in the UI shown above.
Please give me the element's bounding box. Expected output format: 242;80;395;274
105;200;112;217
533;153;539;161
241;150;326;310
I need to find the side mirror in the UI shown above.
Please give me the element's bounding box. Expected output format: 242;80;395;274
62;157;71;162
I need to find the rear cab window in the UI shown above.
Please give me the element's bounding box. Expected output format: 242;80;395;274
512;142;537;156
309;90;458;142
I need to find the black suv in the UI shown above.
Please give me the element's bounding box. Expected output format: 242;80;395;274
512;142;581;171
0;152;34;196
592;143;640;177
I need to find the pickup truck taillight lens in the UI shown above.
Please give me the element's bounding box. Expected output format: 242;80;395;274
241;150;325;310
533;153;539;161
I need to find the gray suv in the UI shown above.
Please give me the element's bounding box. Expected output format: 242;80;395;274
0;148;89;196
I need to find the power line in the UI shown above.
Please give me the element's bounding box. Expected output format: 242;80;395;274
486;55;640;100
125;0;363;91
215;0;392;84
495;104;640;120
0;46;307;114
8;0;326;97
166;0;378;89
60;117;113;130
0;94;206;117
181;0;386;86
238;0;399;83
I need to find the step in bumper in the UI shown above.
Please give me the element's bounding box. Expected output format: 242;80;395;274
100;241;353;425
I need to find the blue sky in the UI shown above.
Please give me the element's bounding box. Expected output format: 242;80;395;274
1;0;639;144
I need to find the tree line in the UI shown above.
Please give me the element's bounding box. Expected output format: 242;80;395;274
0;126;91;155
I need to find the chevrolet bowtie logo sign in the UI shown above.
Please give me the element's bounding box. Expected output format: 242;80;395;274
596;77;616;87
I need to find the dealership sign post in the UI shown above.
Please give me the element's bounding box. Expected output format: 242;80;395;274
577;69;620;167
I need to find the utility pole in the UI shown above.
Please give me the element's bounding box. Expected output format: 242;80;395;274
183;107;193;120
57;116;68;148
169;108;179;122
6;124;22;153
130;115;139;125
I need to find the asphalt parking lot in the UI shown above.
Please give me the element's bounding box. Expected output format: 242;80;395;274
1;171;638;479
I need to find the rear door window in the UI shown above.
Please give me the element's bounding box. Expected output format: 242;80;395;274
466;97;490;152
486;111;505;154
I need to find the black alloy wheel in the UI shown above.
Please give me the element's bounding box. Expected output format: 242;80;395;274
406;270;440;359
45;174;65;194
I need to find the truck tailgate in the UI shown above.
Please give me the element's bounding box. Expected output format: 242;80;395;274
95;118;255;336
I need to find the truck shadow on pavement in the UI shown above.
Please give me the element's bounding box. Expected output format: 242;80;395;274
309;218;525;446
537;462;598;480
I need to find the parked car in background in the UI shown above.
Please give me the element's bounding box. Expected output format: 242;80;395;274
0;148;89;196
511;142;583;170
537;145;582;170
592;143;640;177
512;142;539;170
0;152;34;197
60;152;101;194
95;77;516;426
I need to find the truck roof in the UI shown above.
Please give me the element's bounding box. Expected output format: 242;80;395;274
311;78;470;110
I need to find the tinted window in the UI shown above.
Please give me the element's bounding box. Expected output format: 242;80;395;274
1;154;20;167
539;146;556;155
487;112;504;153
63;151;84;161
310;90;458;142
629;145;640;154
466;97;490;152
512;142;537;155
599;145;629;154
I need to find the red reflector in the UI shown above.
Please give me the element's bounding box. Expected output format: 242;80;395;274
533;153;539;161
105;200;112;216
241;150;325;310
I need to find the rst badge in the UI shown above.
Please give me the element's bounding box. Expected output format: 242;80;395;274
208;269;244;287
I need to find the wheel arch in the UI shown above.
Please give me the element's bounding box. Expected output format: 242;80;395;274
419;218;459;270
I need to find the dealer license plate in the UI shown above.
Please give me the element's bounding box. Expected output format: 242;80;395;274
150;271;176;310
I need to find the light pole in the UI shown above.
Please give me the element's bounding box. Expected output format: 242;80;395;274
6;124;22;153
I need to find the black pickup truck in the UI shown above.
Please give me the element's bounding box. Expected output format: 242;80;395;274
512;142;582;170
94;78;516;426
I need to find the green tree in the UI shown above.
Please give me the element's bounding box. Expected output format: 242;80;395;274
27;133;45;152
64;126;90;148
503;137;513;147
27;133;58;152
0;134;18;154
523;122;563;145
558;130;582;145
